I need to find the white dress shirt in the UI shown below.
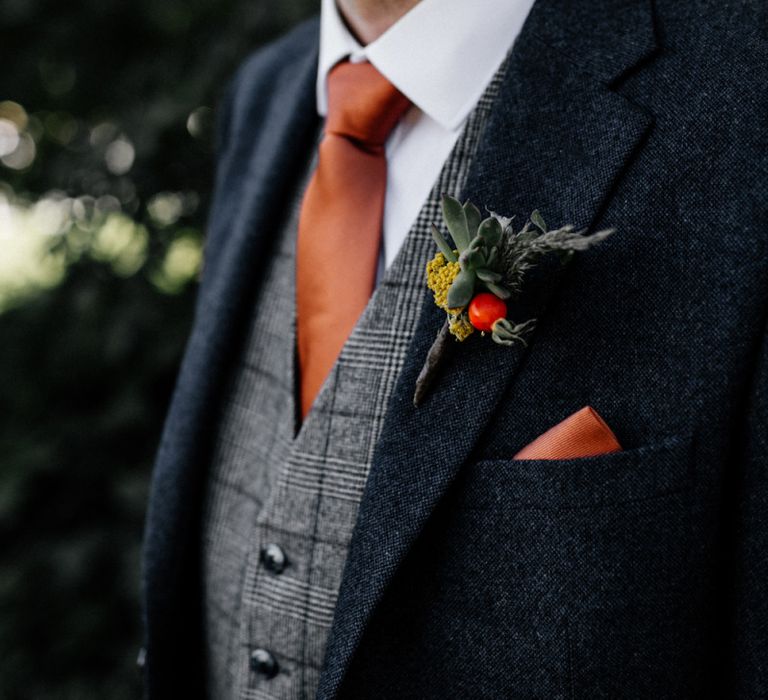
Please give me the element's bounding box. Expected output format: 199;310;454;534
317;0;536;276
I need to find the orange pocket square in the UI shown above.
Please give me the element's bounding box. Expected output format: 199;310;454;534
513;406;622;460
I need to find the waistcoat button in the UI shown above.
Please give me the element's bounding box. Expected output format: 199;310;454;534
250;648;279;679
260;543;288;574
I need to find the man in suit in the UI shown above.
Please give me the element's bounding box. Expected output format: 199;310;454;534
141;0;768;697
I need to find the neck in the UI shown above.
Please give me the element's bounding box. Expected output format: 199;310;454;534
336;0;421;44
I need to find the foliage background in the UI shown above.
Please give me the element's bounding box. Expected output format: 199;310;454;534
0;1;316;697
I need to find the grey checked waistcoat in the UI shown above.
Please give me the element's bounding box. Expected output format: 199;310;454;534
201;55;509;700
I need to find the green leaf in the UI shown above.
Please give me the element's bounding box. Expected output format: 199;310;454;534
492;318;517;338
446;268;475;308
475;268;502;283
463;201;482;238
491;318;537;346
530;209;547;233
441;195;470;251
459;236;485;270
486;246;498;267
430;224;458;262
467;235;484;252
490;211;514;233
477;216;503;248
467;250;485;269
485;282;511;299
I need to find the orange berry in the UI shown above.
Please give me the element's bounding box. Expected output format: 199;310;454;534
468;293;507;332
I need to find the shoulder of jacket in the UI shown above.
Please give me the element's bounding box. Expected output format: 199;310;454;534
216;15;320;152
233;16;320;96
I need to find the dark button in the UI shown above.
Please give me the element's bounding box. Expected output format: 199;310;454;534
260;543;287;574
250;648;279;679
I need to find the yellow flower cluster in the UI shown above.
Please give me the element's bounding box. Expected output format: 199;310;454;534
425;252;462;314
449;316;474;341
425;251;475;342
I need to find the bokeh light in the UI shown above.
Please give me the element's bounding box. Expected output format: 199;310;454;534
0;119;21;157
104;137;135;175
186;106;213;139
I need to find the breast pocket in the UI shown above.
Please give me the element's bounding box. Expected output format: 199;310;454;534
453;432;699;698
465;432;695;510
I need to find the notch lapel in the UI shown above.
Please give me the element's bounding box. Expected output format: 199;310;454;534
318;1;657;695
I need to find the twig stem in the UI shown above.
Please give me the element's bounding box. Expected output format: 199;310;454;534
413;318;450;407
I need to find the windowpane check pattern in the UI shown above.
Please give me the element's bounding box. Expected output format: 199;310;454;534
201;52;510;700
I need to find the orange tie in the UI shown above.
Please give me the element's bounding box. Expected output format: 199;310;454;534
296;61;411;418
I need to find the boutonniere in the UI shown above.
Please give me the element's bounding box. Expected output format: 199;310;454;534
413;195;614;406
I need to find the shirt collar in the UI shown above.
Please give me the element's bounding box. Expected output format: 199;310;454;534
317;0;535;131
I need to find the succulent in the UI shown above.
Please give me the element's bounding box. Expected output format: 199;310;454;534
415;198;616;406
430;195;511;310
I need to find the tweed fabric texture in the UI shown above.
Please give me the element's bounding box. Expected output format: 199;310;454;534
201;141;315;699
143;4;768;698
201;54;509;700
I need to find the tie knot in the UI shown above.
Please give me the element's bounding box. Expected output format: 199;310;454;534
326;61;411;147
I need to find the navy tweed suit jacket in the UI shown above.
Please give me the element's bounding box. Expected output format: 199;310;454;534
141;1;768;697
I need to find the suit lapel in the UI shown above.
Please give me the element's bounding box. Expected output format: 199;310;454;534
318;1;657;695
197;62;319;324
143;26;319;682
